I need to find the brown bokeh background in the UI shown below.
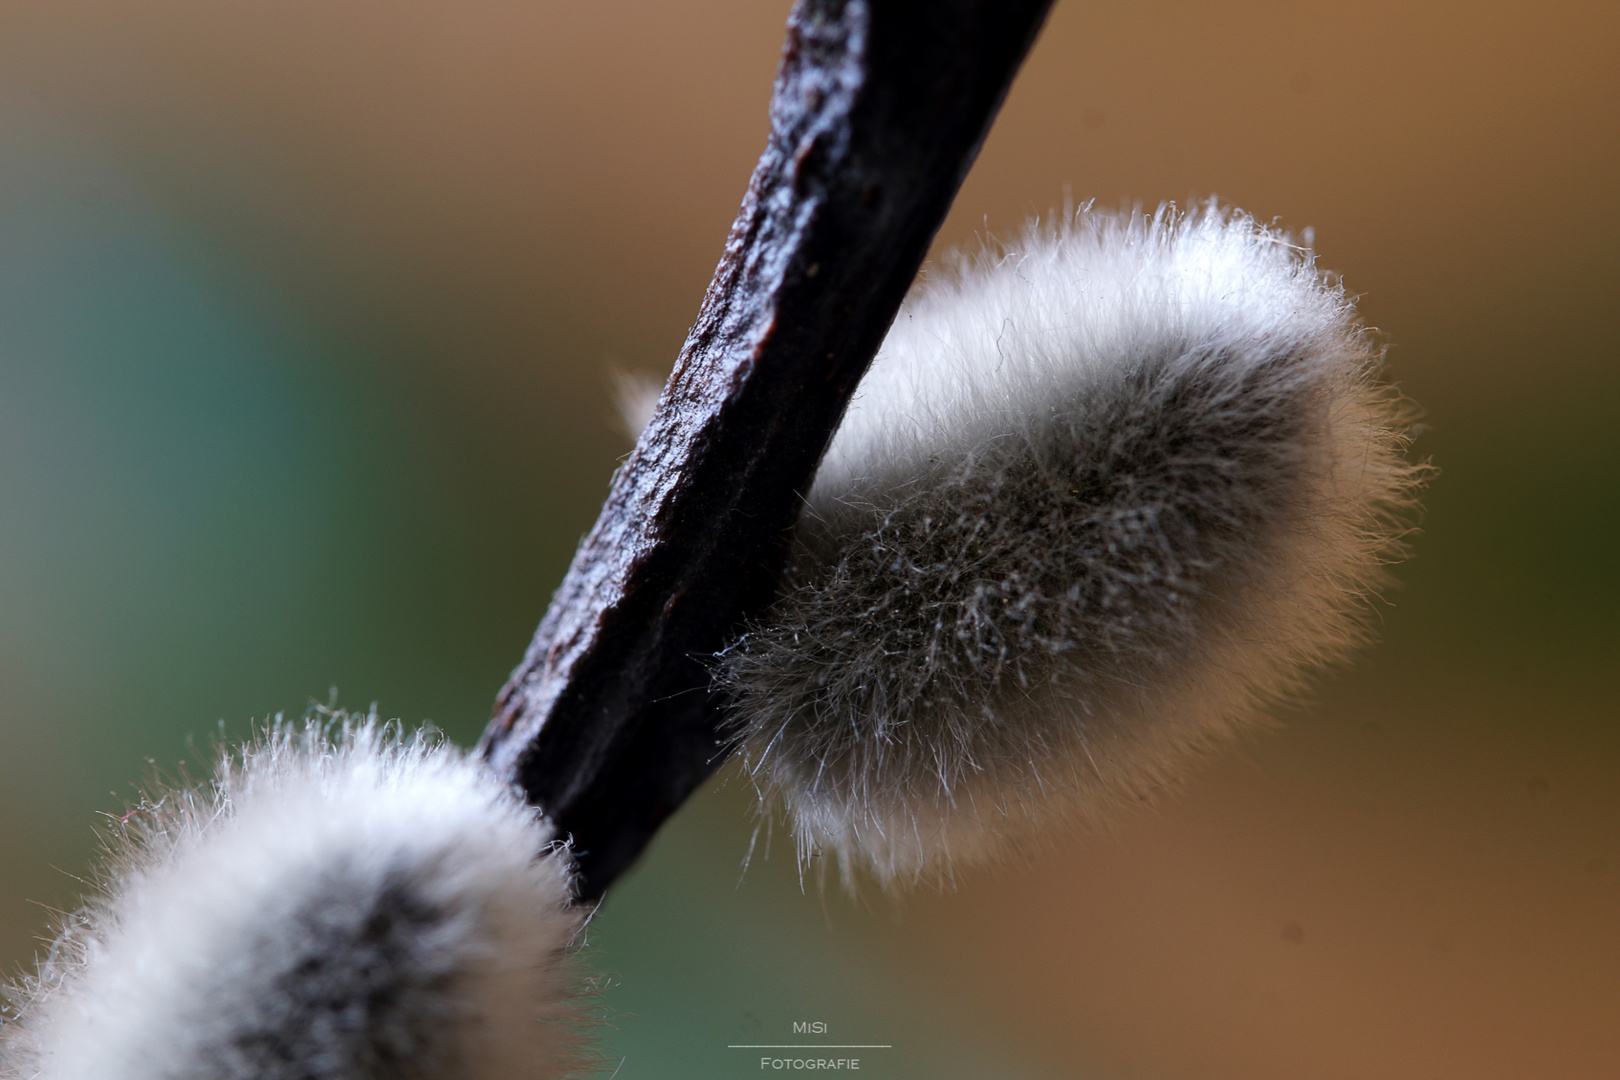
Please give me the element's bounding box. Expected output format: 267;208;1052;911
0;1;1614;1078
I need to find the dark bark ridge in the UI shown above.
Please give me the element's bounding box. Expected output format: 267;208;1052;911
479;0;1056;900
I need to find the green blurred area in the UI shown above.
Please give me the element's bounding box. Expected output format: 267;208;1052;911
0;1;1615;1076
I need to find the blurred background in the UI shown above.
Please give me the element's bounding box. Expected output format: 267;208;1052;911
0;0;1615;1077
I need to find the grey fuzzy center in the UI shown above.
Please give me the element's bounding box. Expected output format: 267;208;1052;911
721;342;1331;806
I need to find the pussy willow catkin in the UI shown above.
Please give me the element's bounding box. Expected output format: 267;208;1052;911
717;202;1428;887
0;718;587;1080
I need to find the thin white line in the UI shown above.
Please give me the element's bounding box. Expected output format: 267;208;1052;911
727;1045;893;1049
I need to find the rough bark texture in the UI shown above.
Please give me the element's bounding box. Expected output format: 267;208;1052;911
479;0;1055;900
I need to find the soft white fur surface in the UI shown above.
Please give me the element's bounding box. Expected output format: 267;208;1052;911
719;202;1428;887
0;718;587;1080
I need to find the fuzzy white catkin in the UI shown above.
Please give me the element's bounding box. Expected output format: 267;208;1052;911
0;717;588;1080
716;202;1429;887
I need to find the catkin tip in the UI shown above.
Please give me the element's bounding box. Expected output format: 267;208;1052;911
1;712;593;1080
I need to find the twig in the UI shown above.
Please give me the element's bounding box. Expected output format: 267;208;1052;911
478;0;1055;900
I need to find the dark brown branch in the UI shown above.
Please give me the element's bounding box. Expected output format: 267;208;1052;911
479;0;1055;900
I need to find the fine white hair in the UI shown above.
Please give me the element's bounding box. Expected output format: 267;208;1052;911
717;201;1429;887
0;716;587;1080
